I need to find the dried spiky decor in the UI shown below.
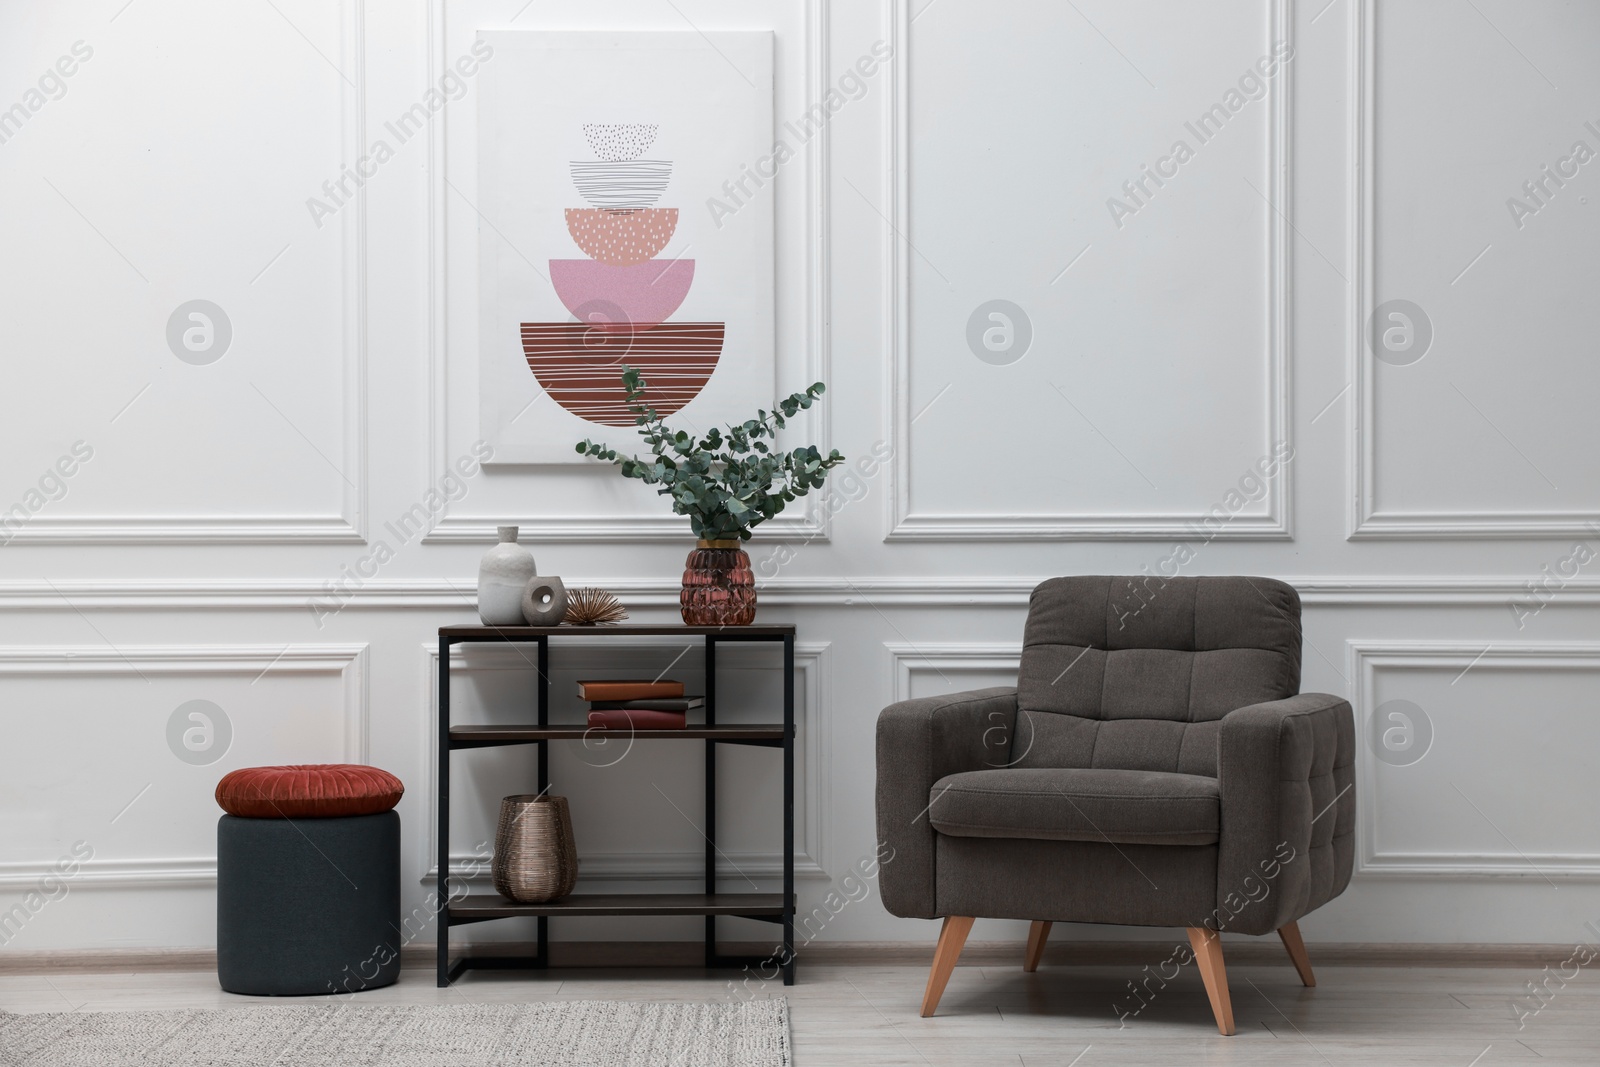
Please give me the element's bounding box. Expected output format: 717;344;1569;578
563;587;628;626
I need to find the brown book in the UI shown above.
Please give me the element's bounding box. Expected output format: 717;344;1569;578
576;679;685;701
587;709;688;730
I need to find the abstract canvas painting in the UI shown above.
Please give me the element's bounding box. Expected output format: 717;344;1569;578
476;31;775;462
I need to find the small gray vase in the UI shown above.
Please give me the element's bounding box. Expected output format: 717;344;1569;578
478;526;537;626
521;576;568;626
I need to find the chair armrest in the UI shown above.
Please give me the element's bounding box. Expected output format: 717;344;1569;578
875;687;1017;919
1216;693;1356;935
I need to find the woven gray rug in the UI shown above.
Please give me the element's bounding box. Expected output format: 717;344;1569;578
0;999;790;1066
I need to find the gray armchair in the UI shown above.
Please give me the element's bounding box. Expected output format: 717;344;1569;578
876;576;1355;1034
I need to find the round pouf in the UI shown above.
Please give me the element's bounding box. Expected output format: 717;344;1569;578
216;765;403;997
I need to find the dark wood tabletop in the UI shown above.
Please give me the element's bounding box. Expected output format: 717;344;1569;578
439;623;796;638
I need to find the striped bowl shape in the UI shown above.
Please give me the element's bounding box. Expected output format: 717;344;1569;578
568;159;672;210
521;322;724;426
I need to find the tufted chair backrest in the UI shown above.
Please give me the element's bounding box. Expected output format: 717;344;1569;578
1011;575;1302;777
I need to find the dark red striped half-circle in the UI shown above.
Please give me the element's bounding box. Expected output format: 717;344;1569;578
522;321;724;426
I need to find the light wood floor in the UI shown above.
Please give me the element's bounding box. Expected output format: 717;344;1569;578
1;954;1595;1065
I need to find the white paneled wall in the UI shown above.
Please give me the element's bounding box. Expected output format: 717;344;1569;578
890;0;1291;540
1;0;1597;952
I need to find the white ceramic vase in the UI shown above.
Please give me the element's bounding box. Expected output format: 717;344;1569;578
478;526;537;626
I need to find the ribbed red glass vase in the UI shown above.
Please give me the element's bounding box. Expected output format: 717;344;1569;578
680;540;756;626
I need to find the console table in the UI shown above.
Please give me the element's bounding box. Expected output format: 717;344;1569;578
435;624;797;986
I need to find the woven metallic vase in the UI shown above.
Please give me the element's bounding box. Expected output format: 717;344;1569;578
492;795;578;904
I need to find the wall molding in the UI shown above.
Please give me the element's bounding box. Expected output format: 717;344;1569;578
10;2;368;545
423;0;831;544
883;0;1292;541
0;857;217;890
422;517;823;544
0;643;369;888
887;642;1020;702
2;516;366;545
2;575;1594;609
0;940;1581;973
421;639;831;884
0;643;370;765
1347;0;1597;539
1350;640;1600;879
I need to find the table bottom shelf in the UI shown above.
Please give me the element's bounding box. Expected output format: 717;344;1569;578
439;893;797;986
447;892;792;922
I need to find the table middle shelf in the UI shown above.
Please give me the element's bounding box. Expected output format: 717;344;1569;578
449;723;788;748
447;892;794;922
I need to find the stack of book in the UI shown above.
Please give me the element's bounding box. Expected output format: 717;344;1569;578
579;679;703;730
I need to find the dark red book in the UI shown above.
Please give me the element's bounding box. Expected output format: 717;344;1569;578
587;709;689;730
577;679;685;701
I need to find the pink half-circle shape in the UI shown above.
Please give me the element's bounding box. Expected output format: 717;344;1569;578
548;258;695;330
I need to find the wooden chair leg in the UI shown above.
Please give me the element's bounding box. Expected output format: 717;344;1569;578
1278;921;1316;987
1023;920;1052;972
1186;927;1236;1036
920;916;975;1017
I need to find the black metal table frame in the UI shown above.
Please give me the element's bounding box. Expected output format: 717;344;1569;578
435;625;796;986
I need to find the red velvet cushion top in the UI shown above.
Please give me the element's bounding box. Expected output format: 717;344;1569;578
215;765;404;819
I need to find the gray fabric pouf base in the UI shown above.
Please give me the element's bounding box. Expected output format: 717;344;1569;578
217;811;401;996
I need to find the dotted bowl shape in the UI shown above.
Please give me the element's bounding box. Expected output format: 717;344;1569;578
582;123;659;161
548;258;695;329
565;208;679;267
569;159;672;210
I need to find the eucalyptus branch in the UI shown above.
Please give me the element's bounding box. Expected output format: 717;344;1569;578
577;366;845;541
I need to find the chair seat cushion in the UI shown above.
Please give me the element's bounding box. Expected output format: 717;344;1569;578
928;767;1219;846
215;765;404;819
